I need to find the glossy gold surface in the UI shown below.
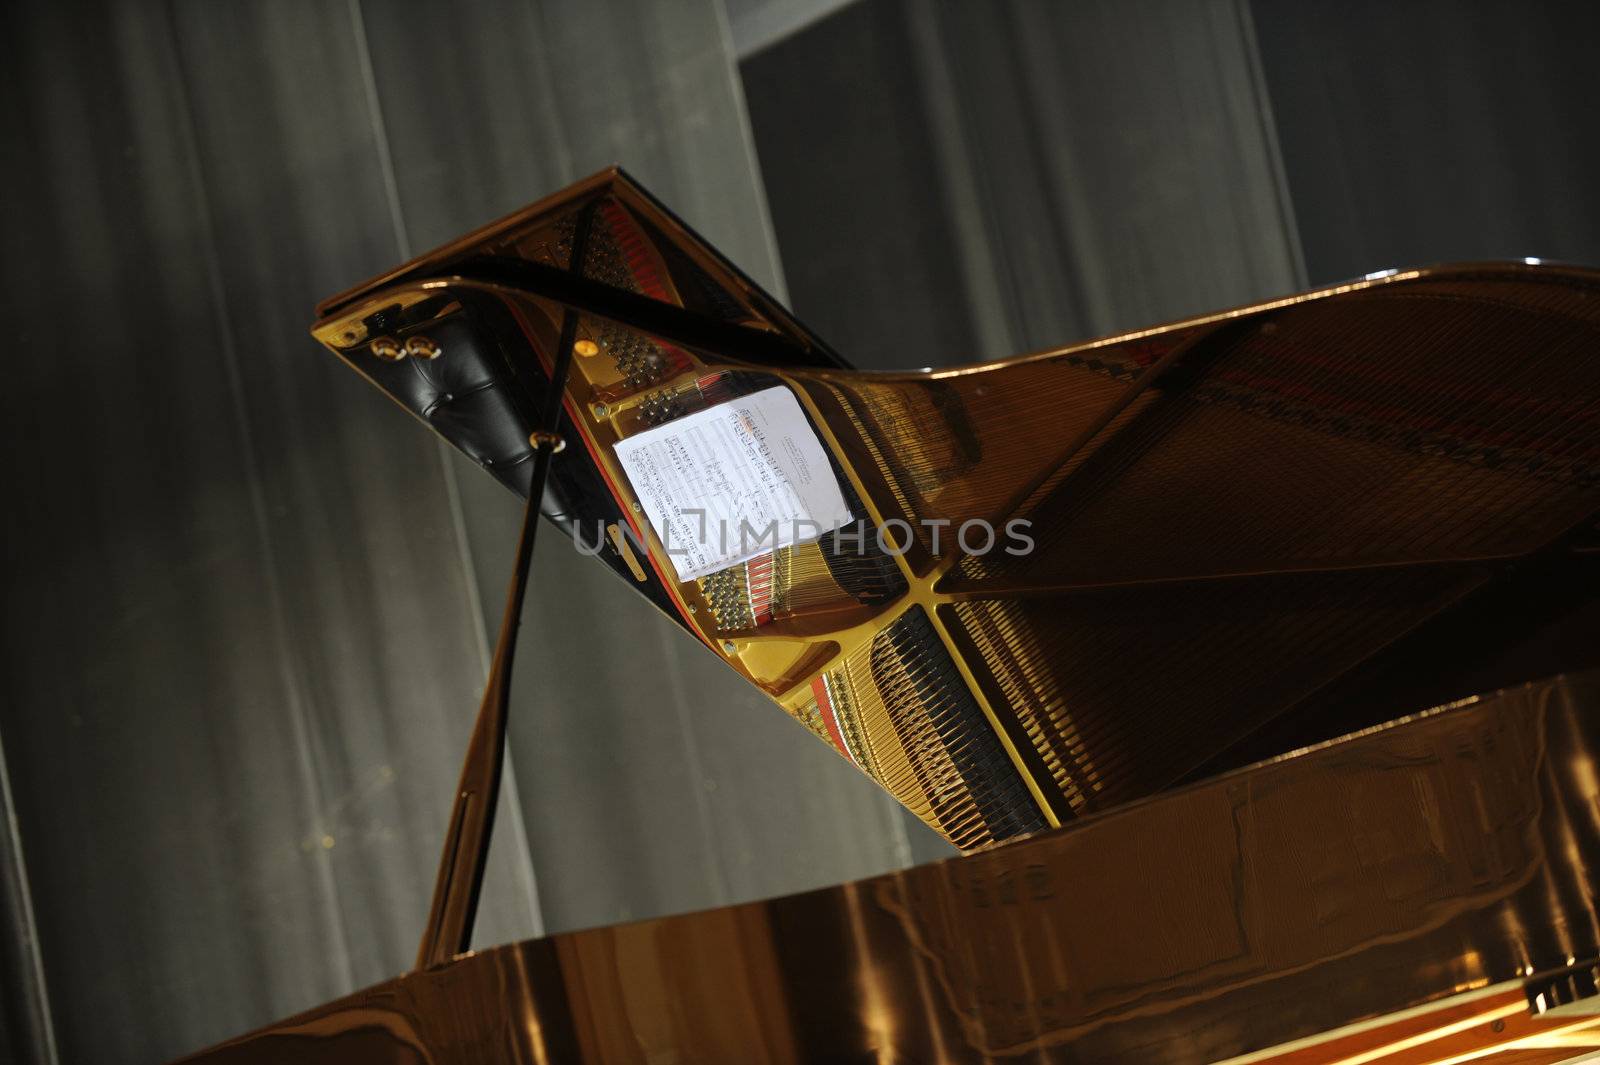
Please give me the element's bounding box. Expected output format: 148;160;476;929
312;169;1600;852
180;672;1600;1064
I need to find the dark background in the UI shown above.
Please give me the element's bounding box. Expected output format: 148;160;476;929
2;1;1597;1061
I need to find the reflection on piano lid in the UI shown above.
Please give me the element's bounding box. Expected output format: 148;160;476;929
179;168;1600;1062
180;671;1600;1064
310;168;1600;853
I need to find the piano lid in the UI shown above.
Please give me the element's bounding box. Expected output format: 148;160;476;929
308;169;1600;853
178;670;1600;1064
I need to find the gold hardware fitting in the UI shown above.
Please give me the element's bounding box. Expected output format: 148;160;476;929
370;336;404;361
606;524;649;582
574;339;599;357
592;403;611;418
528;430;565;453
405;335;442;359
721;640;737;654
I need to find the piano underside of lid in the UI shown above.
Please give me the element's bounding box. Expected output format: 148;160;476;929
178;169;1600;1063
308;169;1600;853
181;672;1600;1064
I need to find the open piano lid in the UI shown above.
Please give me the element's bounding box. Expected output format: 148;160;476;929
165;168;1600;1064
309;167;1600;852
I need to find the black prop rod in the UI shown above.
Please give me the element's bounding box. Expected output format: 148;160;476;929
413;204;598;971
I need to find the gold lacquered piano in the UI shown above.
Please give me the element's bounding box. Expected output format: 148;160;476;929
182;170;1600;1062
183;673;1600;1063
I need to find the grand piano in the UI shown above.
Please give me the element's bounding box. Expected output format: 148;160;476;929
180;170;1600;1063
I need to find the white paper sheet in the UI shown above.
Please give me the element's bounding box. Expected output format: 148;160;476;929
612;386;854;582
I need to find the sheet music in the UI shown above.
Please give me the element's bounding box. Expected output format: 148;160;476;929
613;386;853;582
